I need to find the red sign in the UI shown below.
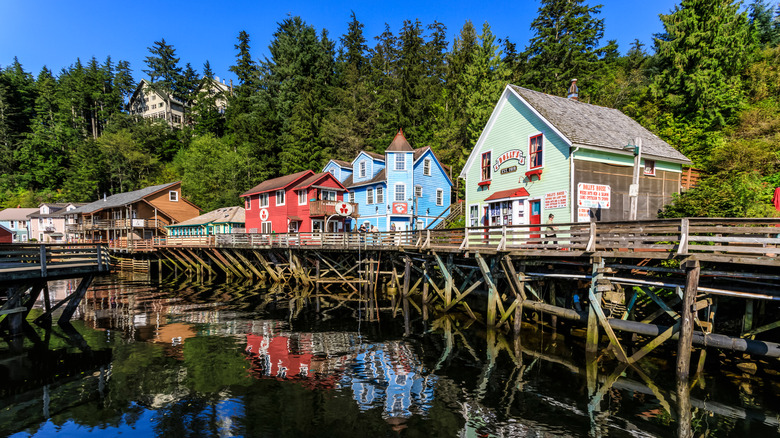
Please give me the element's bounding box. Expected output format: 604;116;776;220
259;208;269;221
335;202;353;216
392;202;408;214
493;149;526;172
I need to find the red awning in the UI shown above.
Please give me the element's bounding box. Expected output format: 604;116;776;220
484;188;530;201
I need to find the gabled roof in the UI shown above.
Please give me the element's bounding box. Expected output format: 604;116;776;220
351;150;385;165
326;159;352;169
0;208;38;221
508;85;690;163
343;168;386;189
167;206;244;228
66;182;183;215
129;79;186;106
385;129;414;152
484;188;530;201
241;170;314;197
291;172;348;192
27;203;88;219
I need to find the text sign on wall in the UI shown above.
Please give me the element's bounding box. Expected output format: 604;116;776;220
493;149;526;172
544;190;568;209
577;208;591;222
577;183;611;209
392;202;408;214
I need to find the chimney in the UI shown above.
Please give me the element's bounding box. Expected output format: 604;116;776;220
103;193;107;201
568;78;579;100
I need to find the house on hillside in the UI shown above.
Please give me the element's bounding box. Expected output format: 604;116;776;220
323;130;453;231
65;182;200;244
242;170;357;234
166;206;245;237
27;203;86;243
460;85;691;228
0;208;38;242
128;77;232;128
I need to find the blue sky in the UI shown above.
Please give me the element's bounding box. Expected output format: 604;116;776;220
1;0;680;83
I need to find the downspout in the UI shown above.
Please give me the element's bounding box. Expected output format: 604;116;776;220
570;145;581;222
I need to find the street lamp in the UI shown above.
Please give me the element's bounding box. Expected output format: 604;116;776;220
624;137;643;221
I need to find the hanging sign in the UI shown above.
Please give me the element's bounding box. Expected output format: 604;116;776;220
335;202;353;216
577;183;611;209
392;202;408;214
544;190;568;209
259;208;269;221
493;149;526;172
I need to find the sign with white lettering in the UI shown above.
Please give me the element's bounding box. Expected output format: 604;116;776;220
493;149;526;172
544;190;568;209
392;202;408;214
577;183;611;209
500;166;517;175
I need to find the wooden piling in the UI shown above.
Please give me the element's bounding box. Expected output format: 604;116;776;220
676;260;700;381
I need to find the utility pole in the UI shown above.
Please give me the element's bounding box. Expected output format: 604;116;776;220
628;137;642;221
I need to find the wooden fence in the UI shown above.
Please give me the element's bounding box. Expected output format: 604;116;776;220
0;244;109;281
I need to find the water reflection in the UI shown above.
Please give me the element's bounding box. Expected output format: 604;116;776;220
1;274;779;437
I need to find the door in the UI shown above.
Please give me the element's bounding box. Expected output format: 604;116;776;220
530;200;541;239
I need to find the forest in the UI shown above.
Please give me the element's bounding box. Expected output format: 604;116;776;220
0;0;779;216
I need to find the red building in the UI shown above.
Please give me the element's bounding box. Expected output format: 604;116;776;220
241;170;358;233
0;224;11;243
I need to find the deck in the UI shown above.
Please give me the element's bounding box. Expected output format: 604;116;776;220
0;244;109;282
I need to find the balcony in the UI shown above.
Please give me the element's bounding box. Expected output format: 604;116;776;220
43;226;56;233
308;200;359;218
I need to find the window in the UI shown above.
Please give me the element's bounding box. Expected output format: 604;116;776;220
152;95;156;101
349;192;355;203
644;159;656;176
395;153;405;171
245;198;251;209
367;188;374;204
395;183;406;202
261;222;272;234
259;193;269;207
415;185;423;198
481;152;491;181
469;205;479;227
298;190;307;205
530;134;543;169
436;189;444;206
169;191;179;202
423;158;431;176
376;187;384;204
322;190;336;201
359;161;366;178
276;190;285;206
329;168;335;175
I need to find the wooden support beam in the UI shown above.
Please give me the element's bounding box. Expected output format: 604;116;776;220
433;253;453;307
588;257;629;362
254;251;281;282
230;250;263;279
184;249;217;276
58;275;94;324
677;260;700;380
402;257;411;298
475;253;498;327
203;249;236;278
316;253;359;293
219;249;251;278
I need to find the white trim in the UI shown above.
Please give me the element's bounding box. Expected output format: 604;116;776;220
367;187;375;204
459;89;511;179
350;151;385;165
298;190;307;205
376;186;384;204
414;185;423;198
394;183;406;202
423;158;431;176
508;86;573;147
169;190;179;202
275;189;285;206
359;161;367;178
259;193;269;208
436;189;444;206
394;153;406;171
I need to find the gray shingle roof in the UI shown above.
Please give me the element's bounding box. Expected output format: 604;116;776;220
66;182;180;215
510;85;690;163
167;206;244;227
344;168;386;188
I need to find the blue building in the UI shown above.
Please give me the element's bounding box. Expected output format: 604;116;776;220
323;130;452;231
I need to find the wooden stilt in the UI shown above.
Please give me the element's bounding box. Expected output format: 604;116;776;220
475;253;498;327
676;260;700;381
254;251;281;283
59;275;94;324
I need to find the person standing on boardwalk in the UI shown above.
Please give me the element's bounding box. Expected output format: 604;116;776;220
545;214;557;247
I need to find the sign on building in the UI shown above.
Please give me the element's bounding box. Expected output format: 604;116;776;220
577;183;611;209
544;190;568;209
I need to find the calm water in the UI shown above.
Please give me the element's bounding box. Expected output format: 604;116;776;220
2;274;779;437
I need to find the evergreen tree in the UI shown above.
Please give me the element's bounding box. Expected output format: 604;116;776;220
143;39;184;126
202;60;215;80
114;60;135;106
396;19;427;142
368;23;400;151
229;31;259;97
749;0;779;46
523;0;606;96
651;0;752;127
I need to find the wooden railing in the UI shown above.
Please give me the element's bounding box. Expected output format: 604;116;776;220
0;244;110;279
308;200;359;217
106;218;780;261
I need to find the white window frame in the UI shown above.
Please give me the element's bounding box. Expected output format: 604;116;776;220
436;189;444;206
415;185;423;198
395;183;406;202
367;188;374;204
376;187;384;204
276;189;285;206
349;192;355;203
322;190;336;201
643;159;656;176
423;158;431;176
245;198;251;210
298;190;307;205
395;153;405;171
169;190;179;202
469;204;480;227
359;161;366;178
261;222;272;234
259;193;269;208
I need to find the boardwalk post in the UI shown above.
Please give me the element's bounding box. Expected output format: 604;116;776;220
475;253;498;327
677;259;700;380
96;245;104;272
39;245;47;277
59;274;94;324
586;257;601;355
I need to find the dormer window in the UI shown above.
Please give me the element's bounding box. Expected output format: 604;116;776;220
395;154;405;171
359;161;366;178
423;158;431;176
169;191;179;202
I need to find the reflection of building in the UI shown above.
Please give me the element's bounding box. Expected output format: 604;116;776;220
461;85;691;225
341;342;435;418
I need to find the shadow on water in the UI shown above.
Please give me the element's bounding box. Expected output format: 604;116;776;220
1;272;779;437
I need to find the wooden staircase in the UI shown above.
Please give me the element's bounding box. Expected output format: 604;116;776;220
430;202;465;230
